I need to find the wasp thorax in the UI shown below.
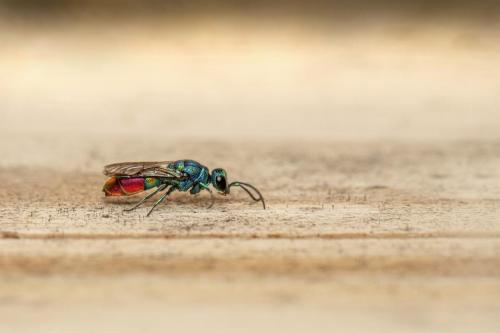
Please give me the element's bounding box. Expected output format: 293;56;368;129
211;168;228;192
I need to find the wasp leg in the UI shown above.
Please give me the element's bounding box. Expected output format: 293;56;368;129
123;184;167;212
199;183;214;209
146;186;176;217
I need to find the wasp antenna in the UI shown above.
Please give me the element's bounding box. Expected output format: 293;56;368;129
227;181;266;209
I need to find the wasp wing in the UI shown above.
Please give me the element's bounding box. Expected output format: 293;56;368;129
103;161;184;179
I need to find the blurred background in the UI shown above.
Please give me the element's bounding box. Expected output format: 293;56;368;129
1;0;499;148
1;2;500;333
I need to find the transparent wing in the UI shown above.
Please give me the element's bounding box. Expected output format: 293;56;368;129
103;161;184;179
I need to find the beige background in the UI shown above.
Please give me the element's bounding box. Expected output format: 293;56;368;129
1;2;500;332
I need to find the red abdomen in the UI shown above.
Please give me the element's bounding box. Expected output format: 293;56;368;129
103;177;145;196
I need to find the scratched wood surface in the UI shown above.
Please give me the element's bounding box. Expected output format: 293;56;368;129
0;134;499;332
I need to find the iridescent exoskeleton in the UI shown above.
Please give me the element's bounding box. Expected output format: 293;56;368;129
103;160;265;216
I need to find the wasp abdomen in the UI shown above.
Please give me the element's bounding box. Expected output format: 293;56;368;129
103;177;161;196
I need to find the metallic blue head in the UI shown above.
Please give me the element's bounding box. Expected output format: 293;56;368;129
211;168;228;193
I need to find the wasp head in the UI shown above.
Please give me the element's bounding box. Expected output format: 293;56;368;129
211;168;228;194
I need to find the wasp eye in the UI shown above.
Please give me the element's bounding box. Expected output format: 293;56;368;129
216;176;226;190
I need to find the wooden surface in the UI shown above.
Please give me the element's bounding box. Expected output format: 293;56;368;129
1;136;499;332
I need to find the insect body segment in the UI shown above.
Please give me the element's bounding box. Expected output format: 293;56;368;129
168;160;210;192
103;177;161;196
102;159;265;216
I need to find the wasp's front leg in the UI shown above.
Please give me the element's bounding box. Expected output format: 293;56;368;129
199;183;214;209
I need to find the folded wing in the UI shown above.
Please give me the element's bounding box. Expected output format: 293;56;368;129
103;161;184;179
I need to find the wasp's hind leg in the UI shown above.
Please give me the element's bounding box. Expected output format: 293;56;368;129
146;186;176;217
124;184;167;212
